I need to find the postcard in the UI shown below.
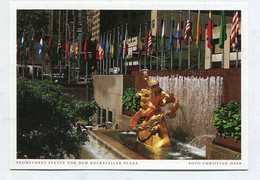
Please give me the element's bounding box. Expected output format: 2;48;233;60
10;2;248;170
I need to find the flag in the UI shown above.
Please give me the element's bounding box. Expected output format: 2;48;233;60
155;21;160;52
20;33;24;59
57;34;62;57
184;11;192;47
219;11;227;48
207;11;214;50
75;40;79;61
105;33;109;58
96;38;99;60
30;33;34;55
16;41;18;57
101;34;105;60
117;28;121;59
66;24;70;58
123;26;128;58
84;37;88;61
161;19;165;51
196;10;202;48
176;18;181;52
168;18;174;51
231;10;240;50
70;42;75;60
145;25;148;56
111;31;115;59
38;36;43;58
148;28;153;55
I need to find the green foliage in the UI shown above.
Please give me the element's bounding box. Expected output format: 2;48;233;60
75;101;98;126
17;78;97;159
122;88;141;112
213;101;241;141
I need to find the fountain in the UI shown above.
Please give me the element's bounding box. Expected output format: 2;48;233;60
81;74;224;160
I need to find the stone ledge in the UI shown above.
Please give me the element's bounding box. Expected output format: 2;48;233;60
206;143;241;160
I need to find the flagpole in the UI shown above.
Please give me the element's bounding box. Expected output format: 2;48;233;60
198;47;201;69
156;18;159;70
106;31;109;74
144;23;147;69
32;32;34;81
179;12;182;70
170;13;173;70
113;29;115;70
22;32;25;78
121;26;123;74
117;27;119;72
150;21;152;70
109;30;112;74
236;47;239;68
161;19;164;71
139;24;141;70
188;10;191;70
125;23;127;74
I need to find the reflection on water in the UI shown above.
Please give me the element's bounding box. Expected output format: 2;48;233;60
102;131;205;160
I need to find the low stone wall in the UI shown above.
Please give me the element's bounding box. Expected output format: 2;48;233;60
93;74;135;128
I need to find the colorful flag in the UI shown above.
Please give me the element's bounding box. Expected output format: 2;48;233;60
196;10;202;48
219;11;227;48
148;28;153;55
66;24;70;58
168;18;174;51
20;33;25;59
105;33;109;58
184;11;192;47
123;26;128;58
111;31;115;59
138;25;142;55
231;10;240;50
96;38;100;60
161;19;165;51
156;20;160;52
75;40;79;61
70;42;75;60
83;37;88;61
57;34;62;57
38;36;43;58
145;25;148;56
207;11;214;50
176;18;181;52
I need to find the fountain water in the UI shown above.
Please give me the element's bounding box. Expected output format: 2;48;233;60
153;75;223;140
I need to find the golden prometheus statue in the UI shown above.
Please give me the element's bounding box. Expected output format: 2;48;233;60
130;71;179;148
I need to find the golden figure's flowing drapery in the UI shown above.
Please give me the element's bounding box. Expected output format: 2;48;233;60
130;71;179;148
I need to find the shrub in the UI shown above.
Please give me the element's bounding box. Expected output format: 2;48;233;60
213;101;241;141
17;78;97;159
122;88;141;112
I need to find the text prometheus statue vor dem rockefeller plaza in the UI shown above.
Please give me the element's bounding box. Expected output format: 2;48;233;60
130;71;179;148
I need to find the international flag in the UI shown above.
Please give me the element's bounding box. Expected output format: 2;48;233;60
207;11;214;50
66;24;70;58
96;38;99;60
184;11;192;47
148;28;153;55
84;37;88;61
101;34;105;60
161;19;165;51
145;26;148;56
111;31;115;59
176;18;181;52
155;21;160;53
70;42;75;60
20;33;24;59
123;26;128;58
105;33;109;58
168;18;174;51
16;41;18;57
57;34;62;57
38;36;43;58
30;33;34;56
75;40;79;61
196;10;202;48
219;10;227;48
230;10;240;50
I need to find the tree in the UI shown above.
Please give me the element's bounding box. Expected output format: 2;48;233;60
17;78;97;159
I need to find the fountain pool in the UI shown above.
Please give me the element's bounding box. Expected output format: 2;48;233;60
81;130;206;160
